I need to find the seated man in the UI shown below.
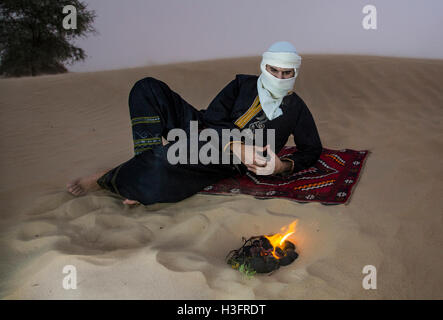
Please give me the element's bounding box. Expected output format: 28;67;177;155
67;41;323;205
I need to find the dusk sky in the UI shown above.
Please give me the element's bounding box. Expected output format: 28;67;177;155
70;0;443;72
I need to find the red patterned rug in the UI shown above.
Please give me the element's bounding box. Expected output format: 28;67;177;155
199;147;370;205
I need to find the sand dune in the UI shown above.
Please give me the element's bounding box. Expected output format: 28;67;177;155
0;55;442;299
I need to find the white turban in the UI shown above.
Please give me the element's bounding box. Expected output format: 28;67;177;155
257;41;302;120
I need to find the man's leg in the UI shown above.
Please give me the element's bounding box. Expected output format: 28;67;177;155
67;77;222;203
128;77;204;155
93;77;237;204
96;145;235;205
97;76;209;203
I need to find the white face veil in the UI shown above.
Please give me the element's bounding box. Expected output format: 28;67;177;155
257;41;302;120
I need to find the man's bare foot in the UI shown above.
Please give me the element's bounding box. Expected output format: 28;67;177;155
66;169;110;196
123;199;140;205
67;169;141;205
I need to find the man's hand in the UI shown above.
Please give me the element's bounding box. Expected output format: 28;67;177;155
230;144;293;175
230;142;267;168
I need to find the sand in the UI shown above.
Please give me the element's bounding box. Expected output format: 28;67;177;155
0;54;442;299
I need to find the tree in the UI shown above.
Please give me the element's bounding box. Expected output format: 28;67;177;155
0;0;96;77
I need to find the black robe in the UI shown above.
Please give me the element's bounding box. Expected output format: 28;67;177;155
202;74;323;173
97;75;323;205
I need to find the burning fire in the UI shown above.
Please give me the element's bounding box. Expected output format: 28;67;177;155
264;220;297;259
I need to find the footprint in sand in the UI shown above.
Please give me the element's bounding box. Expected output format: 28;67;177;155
17;193;155;254
153;214;210;249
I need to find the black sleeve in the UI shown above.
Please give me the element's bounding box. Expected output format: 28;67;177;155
202;75;242;130
282;99;323;173
202;75;249;158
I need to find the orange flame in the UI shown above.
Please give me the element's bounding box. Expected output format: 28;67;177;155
264;220;297;259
